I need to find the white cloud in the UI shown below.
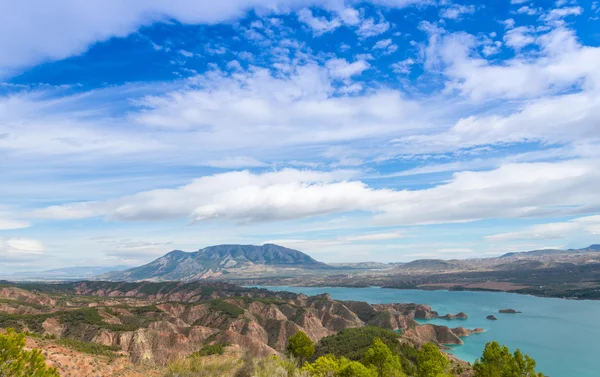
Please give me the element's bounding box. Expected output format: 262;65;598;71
0;238;45;264
487;216;600;241
373;38;393;49
541;6;583;22
516;6;538;15
422;26;600;100
203;156;268;168
395;90;600;154
326;58;370;78
503;26;536;49
440;4;476;20
0;65;422;168
0;218;30;230
297;8;341;34
100;239;174;258
357;17;390;38
342;232;404;242
179;49;195;57
337;8;361;25
391;58;415;74
0;0;432;75
29;160;600;227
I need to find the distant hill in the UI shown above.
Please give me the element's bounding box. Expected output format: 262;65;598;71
500;245;600;258
102;243;329;282
396;259;456;271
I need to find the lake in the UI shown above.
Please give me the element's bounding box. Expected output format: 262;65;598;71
262;286;600;377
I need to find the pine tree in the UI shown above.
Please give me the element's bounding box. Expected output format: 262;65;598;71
363;338;405;377
0;329;60;377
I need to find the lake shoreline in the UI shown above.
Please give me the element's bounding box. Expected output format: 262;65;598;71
262;285;600;377
251;282;599;301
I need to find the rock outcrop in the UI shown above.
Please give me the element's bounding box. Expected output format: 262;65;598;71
486;315;498;320
499;309;521;314
372;303;467;321
451;327;484;337
439;312;468;320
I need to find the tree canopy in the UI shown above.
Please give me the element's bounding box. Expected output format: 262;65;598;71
287;331;316;364
474;341;544;377
417;343;453;377
363;338;406;377
0;329;59;377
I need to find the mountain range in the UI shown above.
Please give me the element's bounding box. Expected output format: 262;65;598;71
100;242;600;284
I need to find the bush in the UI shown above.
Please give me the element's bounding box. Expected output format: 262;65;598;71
194;343;226;356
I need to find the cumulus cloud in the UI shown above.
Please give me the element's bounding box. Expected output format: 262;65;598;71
503;26;536;49
422;25;600;100
29;160;600;226
373;38;392;49
440;4;476;20
357;17;390;38
325;58;370;78
0;238;45;263
297;8;341;34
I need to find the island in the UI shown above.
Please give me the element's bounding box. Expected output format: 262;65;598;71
499;309;521;313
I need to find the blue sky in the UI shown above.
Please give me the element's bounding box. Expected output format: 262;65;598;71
1;0;600;272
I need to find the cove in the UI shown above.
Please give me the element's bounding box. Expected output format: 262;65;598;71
262;286;600;377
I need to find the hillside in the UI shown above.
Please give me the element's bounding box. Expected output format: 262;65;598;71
103;243;330;282
0;281;481;369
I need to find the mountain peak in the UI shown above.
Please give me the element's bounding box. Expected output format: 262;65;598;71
103;243;328;282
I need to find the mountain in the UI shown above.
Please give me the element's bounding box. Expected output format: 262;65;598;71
102;243;329;282
500;244;600;258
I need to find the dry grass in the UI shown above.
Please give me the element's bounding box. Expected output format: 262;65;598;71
164;352;244;377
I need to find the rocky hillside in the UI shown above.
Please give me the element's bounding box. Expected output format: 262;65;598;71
102;244;330;282
0;281;481;366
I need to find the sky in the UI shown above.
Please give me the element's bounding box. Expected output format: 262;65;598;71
1;0;600;272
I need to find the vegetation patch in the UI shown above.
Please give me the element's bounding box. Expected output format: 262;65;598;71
56;337;120;358
0;312;53;333
208;299;245;318
193;343;227;357
314;326;419;375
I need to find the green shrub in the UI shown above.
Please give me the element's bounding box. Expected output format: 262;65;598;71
194;343;226;356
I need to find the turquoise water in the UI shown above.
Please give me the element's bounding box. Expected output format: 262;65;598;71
262;286;600;377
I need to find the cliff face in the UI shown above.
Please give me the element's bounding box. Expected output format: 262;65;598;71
0;281;482;365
